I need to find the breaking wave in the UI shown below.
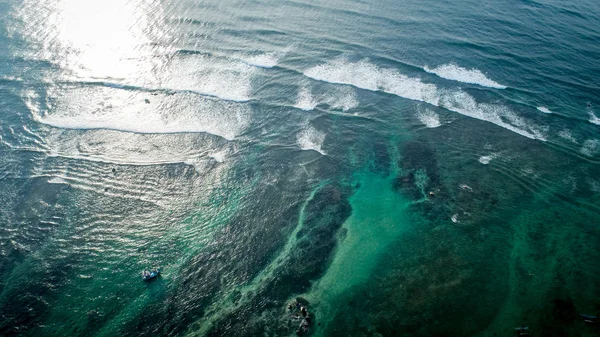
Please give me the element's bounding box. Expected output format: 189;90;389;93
159;53;257;102
589;111;600;125
294;86;319;111
30;86;251;140
294;85;359;112
297;126;326;155
237;51;283;68
416;108;441;128
424;63;507;89
478;153;499;164
304;59;544;140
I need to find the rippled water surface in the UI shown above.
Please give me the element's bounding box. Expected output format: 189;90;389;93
1;0;600;336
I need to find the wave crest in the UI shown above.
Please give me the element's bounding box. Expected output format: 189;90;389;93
297;126;326;155
416;108;441;128
424;63;507;89
31;86;251;140
304;59;543;140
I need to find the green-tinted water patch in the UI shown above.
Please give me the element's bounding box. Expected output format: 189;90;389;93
302;171;412;335
188;181;329;336
480;197;600;337
189;181;352;336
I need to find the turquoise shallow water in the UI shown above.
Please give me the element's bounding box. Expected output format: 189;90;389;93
1;0;600;336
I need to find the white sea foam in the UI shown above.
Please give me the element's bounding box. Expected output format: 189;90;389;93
239;52;282;68
558;130;578;143
294;86;319;111
209;149;229;163
537;106;552;114
581;139;600;157
295;85;359;112
324;86;359;112
1;75;23;82
589;111;600;125
439;91;545;140
47;177;69;185
32;86;251;140
42;129;232;177
64;51;261;103
305;59;439;103
478;153;498;165
297;126;326;155
424;63;507;89
416;108;441;128
160;54;256;102
304;59;544;140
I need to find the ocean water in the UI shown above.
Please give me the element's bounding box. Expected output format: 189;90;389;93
1;0;600;336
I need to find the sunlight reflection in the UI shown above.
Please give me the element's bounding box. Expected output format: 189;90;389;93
25;0;161;81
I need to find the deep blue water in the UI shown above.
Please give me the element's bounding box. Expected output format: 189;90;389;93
1;0;600;336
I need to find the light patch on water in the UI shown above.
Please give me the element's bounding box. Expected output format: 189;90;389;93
209;148;229;163
237;51;283;68
30;86;251;141
301;173;412;335
304;59;545;141
47;177;69;185
479;153;499;164
424;63;507;89
1;75;22;82
558;130;578;143
580;139;600;157
297;126;326;155
589;111;600;125
295;85;359;112
537;106;552;114
16;0;262;103
294;86;318;111
439;91;547;141
589;179;600;193
324;86;359;112
72;51;265;103
160;53;257;102
414;169;429;198
460;184;473;192
416;108;441;128
305;59;439;104
41;128;231;173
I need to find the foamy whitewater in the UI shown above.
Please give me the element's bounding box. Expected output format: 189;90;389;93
323;86;359;112
237;51;283;68
416;108;442;128
537;107;552;114
297;126;326;155
424;63;507;89
478;153;499;164
304;59;545;140
304;59;439;104
31;87;251;140
159;54;258;102
294;86;319;111
558;130;578;143
589;111;600;125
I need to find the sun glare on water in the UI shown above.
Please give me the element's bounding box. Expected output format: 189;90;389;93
17;0;161;82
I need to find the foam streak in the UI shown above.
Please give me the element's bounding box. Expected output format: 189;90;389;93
304;59;543;140
424;63;507;89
